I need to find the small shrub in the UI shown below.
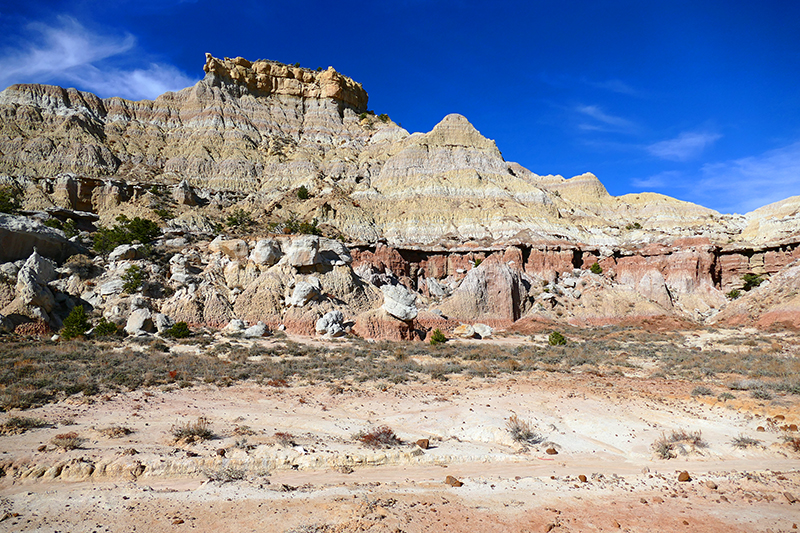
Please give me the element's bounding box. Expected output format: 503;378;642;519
742;273;764;291
727;289;741;299
284;216;321;236
548;331;567;346
625;222;642;230
51;431;85;450
64;254;95;278
751;389;773;401
355;426;402;449
652;429;706;459
473;258;482;267
0;185;22;214
164;321;191;339
226;208;253;228
93;318;120;337
378;113;389;123
429;328;447;345
274;432;296;447
93;215;161;254
731;435;761;449
590;262;603;275
782;435;800;453
506;414;544;444
171;416;215;443
718;392;735;401
61;305;90;340
153;208;174;220
206;465;246;483
691;386;714;397
297;186;309;200
100;425;133;438
122;264;145;293
1;416;49;434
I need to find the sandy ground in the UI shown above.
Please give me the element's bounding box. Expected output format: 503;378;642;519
1;368;799;532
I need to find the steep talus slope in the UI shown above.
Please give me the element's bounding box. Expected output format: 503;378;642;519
1;53;799;333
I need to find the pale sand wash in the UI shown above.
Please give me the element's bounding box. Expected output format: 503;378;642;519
1;365;798;533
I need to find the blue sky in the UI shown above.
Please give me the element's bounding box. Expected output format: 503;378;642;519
1;0;799;214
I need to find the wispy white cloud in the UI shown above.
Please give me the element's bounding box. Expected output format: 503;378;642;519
630;170;682;190
647;131;721;161
584;78;640;96
697;141;800;213
0;17;195;100
575;104;637;133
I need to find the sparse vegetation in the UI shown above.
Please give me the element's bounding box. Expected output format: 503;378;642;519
99;425;133;438
548;331;567;346
283;216;321;236
51;431;85;450
590;262;603;275
731;435;761;449
506;414;544;444
429;328;447;345
0;185;22;214
153;208;174;220
274;432;296;447
164;321;191;339
121;264;145;293
718;392;735;401
355;426;402;449
727;289;741;299
750;389;773;400
652;429;707;459
206;465;246;483
625;222;642;230
1;416;49;434
297;185;309;200
378;113;389;123
93;215;161;254
93;318;120;337
60;305;90;340
691;385;714;397
171;416;215;443
226;208;254;228
742;273;764;291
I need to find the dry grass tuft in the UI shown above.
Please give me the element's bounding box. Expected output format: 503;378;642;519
99;425;133;438
171;416;215;443
355;426;403;449
51;431;86;450
506;414;544;444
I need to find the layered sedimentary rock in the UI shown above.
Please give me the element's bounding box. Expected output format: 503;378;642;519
2;53;800;332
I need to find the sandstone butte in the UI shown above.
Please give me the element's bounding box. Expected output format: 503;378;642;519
0;53;799;338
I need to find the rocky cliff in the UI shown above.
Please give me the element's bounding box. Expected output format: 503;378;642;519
1;53;799;335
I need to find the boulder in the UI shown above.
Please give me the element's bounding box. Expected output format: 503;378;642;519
125;308;155;335
249;239;282;266
12;250;57;314
108;244;145;263
0;313;13;333
209;237;249;260
0;214;86;263
222;318;246;335
315;310;345;337
286;281;319;307
172;179;200;206
473;323;493;338
153;313;174;333
283;235;321;267
380;284;417;321
453;324;477;338
243;321;268;338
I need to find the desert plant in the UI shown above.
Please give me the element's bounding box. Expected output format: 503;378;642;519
355;426;402;449
625;222;642;230
1;416;49;434
153;208;174;220
93;215;161;254
121;264;145;293
652;429;706;459
171;416;215;442
164;321;191;339
429;329;447;345
51;431;85;450
731;435;761;449
742;273;764;291
297;185;309;200
718;392;735;401
274;432;296;447
99;425;133;438
206;465;246;483
548;331;567;346
726;289;741;299
284;216;321;235
751;389;773;400
64;254;95;278
60;305;90;340
590;262;603;275
226;208;254;228
506;414;544;444
691;385;714;397
93;318;120;337
782;435;800;453
0;185;22;214
378;113;389;123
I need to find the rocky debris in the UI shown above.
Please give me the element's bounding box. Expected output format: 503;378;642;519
678;471;692;482
222;319;246;336
153;313;174;334
243;321;267;338
439;258;527;325
453;324;477;338
444;475;463;487
283;236;321;268
352;308;423;341
416;439;430;450
315;310;345;337
380;284;417;321
108;244;145;263
2;250;58;323
209;237;249;261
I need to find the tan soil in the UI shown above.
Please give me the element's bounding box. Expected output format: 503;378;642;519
1;352;798;532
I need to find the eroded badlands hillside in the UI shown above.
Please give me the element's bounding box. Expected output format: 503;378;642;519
0;53;799;337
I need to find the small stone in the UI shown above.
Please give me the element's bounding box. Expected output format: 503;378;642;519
579;474;587;483
37;444;47;452
445;475;463;487
682;520;689;525
612;519;621;528
678;471;691;482
785;492;798;504
216;448;226;457
173;519;184;525
545;447;558;455
416;439;430;450
705;480;718;490
640;498;648;504
652;497;664;503
756;426;766;432
544;524;556;532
